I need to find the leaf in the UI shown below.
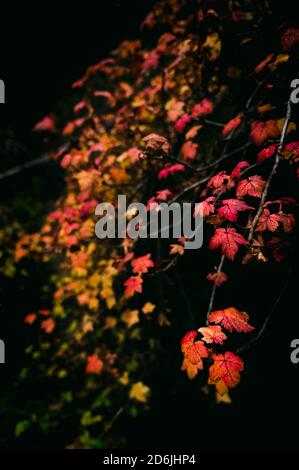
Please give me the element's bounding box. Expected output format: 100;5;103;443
236;175;266;198
208;307;254;333
181;357;202;379
198;325;227;345
174;113;192;132
15;420;31;437
86;354;104;374
181;330;209;367
129;381;150;403
209;228;248;260
194;197;215;217
255;209;280;232
181;140;198;160
250;120;280;146
169;243;185;255
279;212;295;233
206;271;228;286
143;133;170;154
33;116;55;132
257;144;278;162
191;98;213;118
218;199;253;222
131;253;154;274
41;318;55;334
121;309;140;327
209;351;244;391
207;171;229;189
222;115;242;137
24;313;37;324
230;161;250;178
124;276;143;297
142;302;155;314
158;164;185;179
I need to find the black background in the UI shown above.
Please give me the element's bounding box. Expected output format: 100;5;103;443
0;0;299;449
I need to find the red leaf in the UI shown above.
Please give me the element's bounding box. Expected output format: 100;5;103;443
230;161;250;178
207;171;229;189
198;325;227;345
218;198;253;222
206;271;228;286
124;276;143;297
86;354;104;374
279;212;295;233
209;351;244;390
33;116;55;132
257;144;278;162
281;28;299;51
250;120;280;146
236;175;266;198
174;113;192;132
222;115;242;137
158;164;185;179
191;98;213;118
194;197;215;217
208;307;254;333
181;331;209;367
131;253;154;274
41;318;55;334
255;209;280;232
209;228;248;260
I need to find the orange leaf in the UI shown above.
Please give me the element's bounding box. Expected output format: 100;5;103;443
208;307;254;333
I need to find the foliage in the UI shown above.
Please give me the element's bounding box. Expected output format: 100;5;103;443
1;0;298;448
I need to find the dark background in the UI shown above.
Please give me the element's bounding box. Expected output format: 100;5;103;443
0;0;299;449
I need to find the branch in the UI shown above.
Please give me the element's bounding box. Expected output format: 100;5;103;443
0;154;51;181
247;98;292;242
205;254;225;324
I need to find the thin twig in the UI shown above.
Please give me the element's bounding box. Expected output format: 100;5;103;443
247;98;292;242
206;254;225;324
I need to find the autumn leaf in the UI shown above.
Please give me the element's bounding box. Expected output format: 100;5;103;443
250;120;280;146
181;330;209;368
41;318;55;334
255;209;280;232
206;271;228;286
181;357;203;379
191;98;214;118
230;161;250;178
209;351;244;391
143;133;170;155
158;164;185;179
169;243;185;255
131;253;154;274
129;381;150;403
198;325;227;345
121;309;140;327
194;197;215;217
181;140;198;160
207;171;229;189
174;113;192;132
257;144;278;162
208;307;254;333
236;175;266;198
86;354;104;374
222;115;242;137
124;276;143;297
24;313;37;325
209;228;248;260
142;302;155;314
33;116;55;132
218;199;253;222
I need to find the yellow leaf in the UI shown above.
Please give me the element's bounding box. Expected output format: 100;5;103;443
129;381;150;403
142;302;155;314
